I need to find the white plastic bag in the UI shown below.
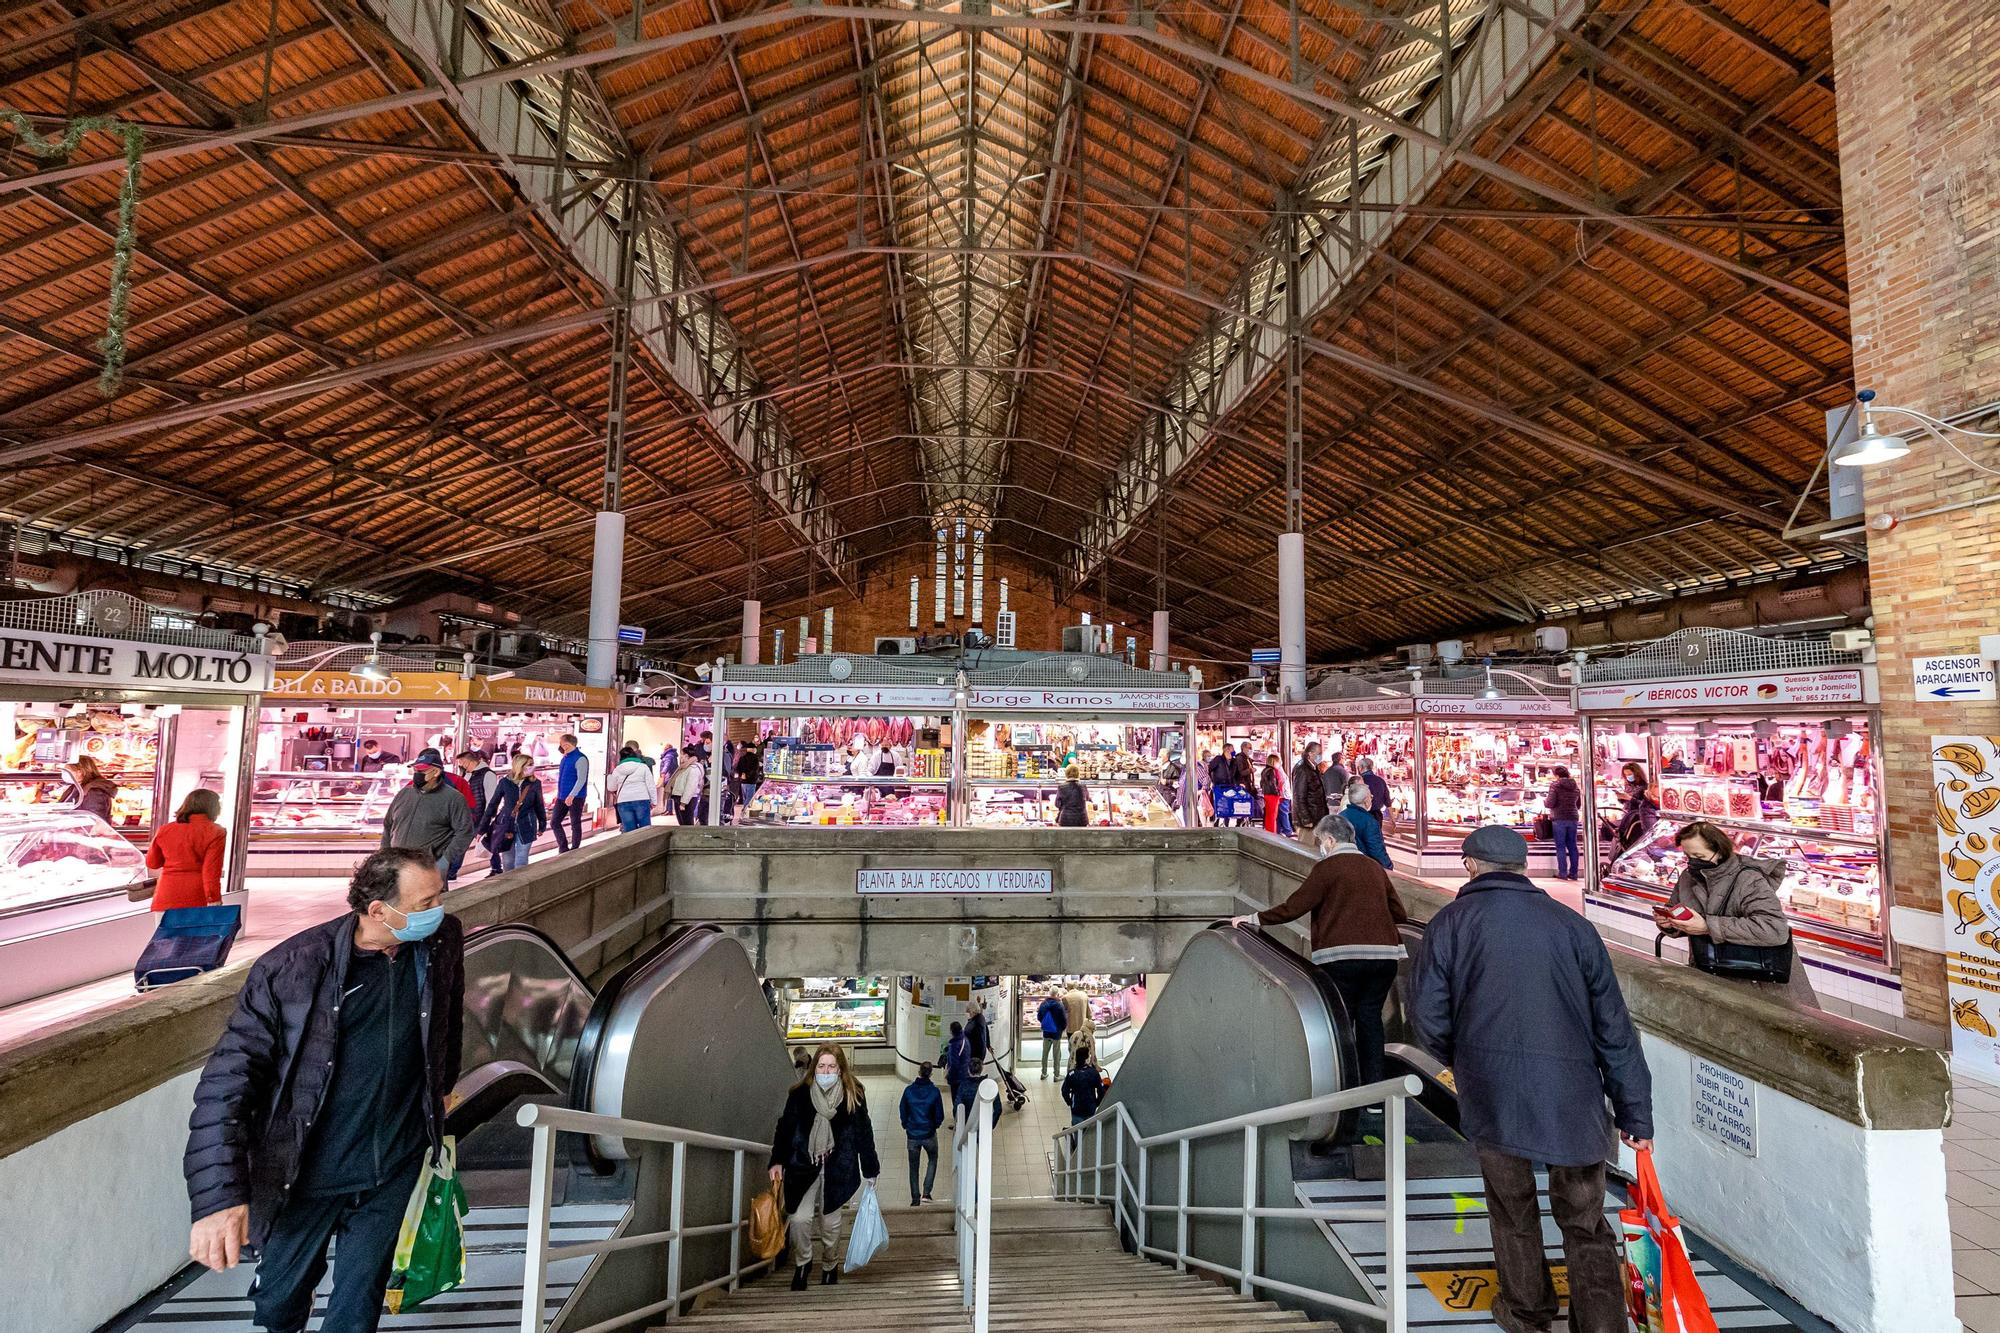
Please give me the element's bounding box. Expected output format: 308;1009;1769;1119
845;1182;888;1271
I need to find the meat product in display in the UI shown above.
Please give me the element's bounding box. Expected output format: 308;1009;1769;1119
1662;788;1683;812
1728;788;1757;819
1703;789;1728;816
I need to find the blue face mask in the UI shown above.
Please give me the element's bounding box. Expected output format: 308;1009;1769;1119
815;1072;839;1091
383;901;444;943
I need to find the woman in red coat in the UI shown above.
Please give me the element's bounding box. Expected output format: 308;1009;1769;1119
146;789;227;910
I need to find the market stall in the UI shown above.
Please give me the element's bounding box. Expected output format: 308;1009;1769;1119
0;595;270;1006
1577;630;1886;998
615;688;687;815
1018;973;1144;1066
710;670;955;827
250;663;615;873
1410;692;1581;872
782;975;893;1046
708;653;1196;827
1283;695;1419;840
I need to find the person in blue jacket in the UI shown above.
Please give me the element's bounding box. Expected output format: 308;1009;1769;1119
1036;991;1069;1081
1411;825;1653;1333
1338;778;1395;871
898;1061;946;1206
551;734;590;853
941;1021;971;1127
954;1059;1002;1128
1060;1048;1104;1126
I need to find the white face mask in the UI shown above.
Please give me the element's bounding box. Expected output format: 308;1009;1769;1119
815;1072;839;1090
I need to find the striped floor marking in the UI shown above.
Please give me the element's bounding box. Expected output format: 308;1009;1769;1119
1298;1176;1805;1330
124;1204;624;1332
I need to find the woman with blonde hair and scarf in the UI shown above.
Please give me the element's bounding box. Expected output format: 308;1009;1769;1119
768;1044;880;1289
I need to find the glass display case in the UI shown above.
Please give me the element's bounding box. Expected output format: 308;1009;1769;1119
748;777;948;826
785;977;890;1043
1604;822;1881;948
0;805;148;916
1;701;161;836
249;770;405;838
964;720;1180;828
1420;720;1583;843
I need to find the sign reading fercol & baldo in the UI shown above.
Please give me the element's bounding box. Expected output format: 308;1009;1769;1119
0;629;274;693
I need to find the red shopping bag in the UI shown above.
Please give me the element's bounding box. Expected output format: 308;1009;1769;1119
1619;1150;1719;1333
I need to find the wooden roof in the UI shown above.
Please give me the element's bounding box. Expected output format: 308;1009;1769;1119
0;0;1854;657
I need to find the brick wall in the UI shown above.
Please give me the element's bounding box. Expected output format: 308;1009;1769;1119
697;550;1176;665
1833;0;2000;1024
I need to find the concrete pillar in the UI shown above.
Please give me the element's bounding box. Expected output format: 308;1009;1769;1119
1150;609;1169;672
1832;0;2000;1030
584;510;624;688
1277;530;1306;702
740;600;761;666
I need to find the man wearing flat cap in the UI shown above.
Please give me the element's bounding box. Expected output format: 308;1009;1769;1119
1410;825;1653;1333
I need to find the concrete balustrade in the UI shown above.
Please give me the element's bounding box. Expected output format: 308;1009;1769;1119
0;826;1957;1333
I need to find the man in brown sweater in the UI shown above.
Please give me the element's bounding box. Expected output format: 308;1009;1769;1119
1232;813;1409;1086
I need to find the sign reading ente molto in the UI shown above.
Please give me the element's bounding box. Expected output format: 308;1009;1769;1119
0;629;274;693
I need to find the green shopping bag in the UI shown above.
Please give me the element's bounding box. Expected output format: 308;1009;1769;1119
384;1137;467;1314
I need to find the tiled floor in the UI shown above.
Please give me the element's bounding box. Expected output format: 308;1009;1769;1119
857;1060;1087;1215
1949;1075;2000;1332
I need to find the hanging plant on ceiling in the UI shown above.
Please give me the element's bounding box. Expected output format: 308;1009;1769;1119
1;110;145;396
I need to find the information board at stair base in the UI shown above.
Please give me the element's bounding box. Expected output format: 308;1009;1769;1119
1691;1056;1757;1156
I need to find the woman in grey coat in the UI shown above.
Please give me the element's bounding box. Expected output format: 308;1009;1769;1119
1659;820;1817;1007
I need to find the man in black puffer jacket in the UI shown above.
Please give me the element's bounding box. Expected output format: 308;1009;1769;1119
184;848;464;1333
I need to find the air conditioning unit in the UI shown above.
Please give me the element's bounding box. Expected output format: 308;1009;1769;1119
994;610;1017;649
1401;643;1434;665
874;636;917;655
1063;624;1106;654
1435;639;1466;664
1535;626;1569;653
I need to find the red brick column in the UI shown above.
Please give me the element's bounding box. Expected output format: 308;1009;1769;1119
1833;0;2000;1026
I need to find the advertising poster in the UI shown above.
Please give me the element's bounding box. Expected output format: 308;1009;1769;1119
1937;735;2000;1075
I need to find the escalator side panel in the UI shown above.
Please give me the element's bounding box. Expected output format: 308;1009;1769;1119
551;929;795;1333
1099;925;1375;1320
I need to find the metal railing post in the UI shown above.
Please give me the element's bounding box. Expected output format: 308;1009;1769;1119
666;1140;687;1317
1112;1121;1126;1241
1240;1123;1258;1297
728;1149;744;1291
1176;1138;1189;1273
1136;1133;1149;1257
520;1123;556;1333
1093;1117;1104;1201
974;1081;996;1333
1386;1089;1408;1330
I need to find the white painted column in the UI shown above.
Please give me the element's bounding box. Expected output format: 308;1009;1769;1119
740;600;761;666
1150;609;1170;672
1276;530;1306;701
585;509;625;689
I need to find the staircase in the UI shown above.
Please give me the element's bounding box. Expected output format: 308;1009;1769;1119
668;1198;1312;1332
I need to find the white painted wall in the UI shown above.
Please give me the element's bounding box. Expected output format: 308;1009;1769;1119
0;1069;198;1333
1636;1032;1956;1333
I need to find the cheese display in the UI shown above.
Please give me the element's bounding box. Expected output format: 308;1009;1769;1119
746;781;947;826
0;807;148;914
1422;723;1583;838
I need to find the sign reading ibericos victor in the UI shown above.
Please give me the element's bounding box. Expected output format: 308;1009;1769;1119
1577;668;1865;712
0;629;274;693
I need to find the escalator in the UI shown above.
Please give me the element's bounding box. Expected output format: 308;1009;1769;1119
1100;921;1822;1330
122;921;793;1333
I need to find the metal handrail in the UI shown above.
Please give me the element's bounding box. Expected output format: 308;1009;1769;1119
1049;1074;1421;1327
515;1102;775;1333
952;1078;1000;1333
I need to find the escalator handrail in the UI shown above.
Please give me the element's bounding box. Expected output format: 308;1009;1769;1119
462;921;595;996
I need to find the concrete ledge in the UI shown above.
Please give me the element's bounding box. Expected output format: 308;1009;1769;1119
0;827;675;1160
1232;834;1952;1132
